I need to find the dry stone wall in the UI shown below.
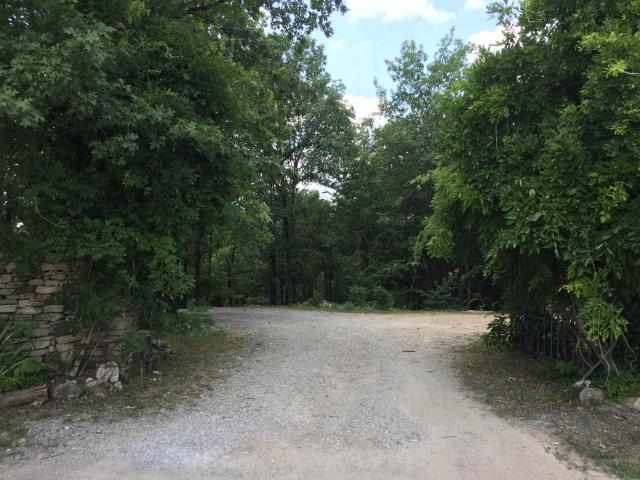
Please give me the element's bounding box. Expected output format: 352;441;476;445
0;262;135;365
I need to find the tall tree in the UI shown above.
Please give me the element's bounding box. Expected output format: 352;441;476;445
333;33;476;308
423;0;640;372
259;38;356;304
0;0;348;310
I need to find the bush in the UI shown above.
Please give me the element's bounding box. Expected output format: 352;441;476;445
0;321;47;392
369;286;394;309
187;298;211;310
482;314;513;347
61;279;124;335
348;286;369;306
535;361;582;382
173;309;214;335
348;285;394;310
335;301;356;311
309;289;324;307
117;331;153;380
137;306;213;337
117;331;150;361
420;275;460;309
602;372;640;403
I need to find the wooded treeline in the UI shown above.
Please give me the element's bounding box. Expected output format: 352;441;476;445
1;0;639;378
207;32;486;311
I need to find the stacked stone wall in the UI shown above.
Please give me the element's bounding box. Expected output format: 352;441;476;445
0;262;135;365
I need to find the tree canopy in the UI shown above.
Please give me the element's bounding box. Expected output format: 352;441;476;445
422;0;640;373
0;0;347;309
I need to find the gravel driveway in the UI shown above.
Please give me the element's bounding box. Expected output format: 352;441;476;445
1;308;610;479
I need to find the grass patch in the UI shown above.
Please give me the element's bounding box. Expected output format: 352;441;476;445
102;326;235;417
454;339;640;479
0;420;27;451
0;405;51;454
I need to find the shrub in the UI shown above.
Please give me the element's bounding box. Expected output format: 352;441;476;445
348;286;369;306
369;286;394;310
173;309;214;335
577;297;629;344
0;321;47;392
348;285;394;310
335;302;356;311
61;279;124;335
309;289;324;307
602;372;640;403
246;296;270;306
482;314;513;347
117;331;150;361
117;331;152;380
536;361;582;382
420;275;460;309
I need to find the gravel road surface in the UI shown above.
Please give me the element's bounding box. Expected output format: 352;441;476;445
0;308;610;479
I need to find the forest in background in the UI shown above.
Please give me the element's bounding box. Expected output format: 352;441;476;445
1;0;639;387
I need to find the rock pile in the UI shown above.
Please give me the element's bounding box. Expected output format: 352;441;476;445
579;387;606;406
85;361;122;391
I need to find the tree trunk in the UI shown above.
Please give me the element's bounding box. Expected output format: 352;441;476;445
227;246;236;306
193;209;205;302
0;384;48;408
269;250;278;305
283;216;294;305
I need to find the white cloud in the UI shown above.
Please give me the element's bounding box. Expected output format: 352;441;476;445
343;95;384;125
467;24;519;62
464;0;486;10
469;26;506;51
346;0;454;24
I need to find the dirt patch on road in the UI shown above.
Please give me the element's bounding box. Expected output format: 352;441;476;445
454;339;640;479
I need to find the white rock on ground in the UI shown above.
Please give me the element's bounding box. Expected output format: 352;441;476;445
579;387;606;407
95;362;120;384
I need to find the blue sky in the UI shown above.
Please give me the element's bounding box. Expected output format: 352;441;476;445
312;0;505;121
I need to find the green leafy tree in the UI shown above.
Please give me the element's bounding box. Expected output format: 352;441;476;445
258;38;356;304
333;33;476;308
0;0;348;313
423;0;640;374
1;1;259;307
208;197;272;306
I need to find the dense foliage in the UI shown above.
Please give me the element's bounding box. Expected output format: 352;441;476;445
0;0;351;388
0;0;346;308
0;321;46;391
212;33;484;310
423;0;640;374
